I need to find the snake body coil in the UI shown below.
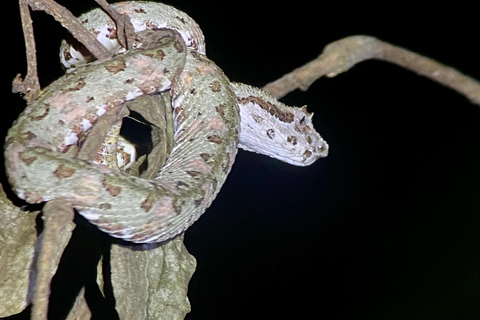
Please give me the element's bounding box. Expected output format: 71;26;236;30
5;2;328;243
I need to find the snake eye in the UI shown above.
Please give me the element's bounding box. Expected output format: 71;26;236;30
295;115;309;133
299;115;306;125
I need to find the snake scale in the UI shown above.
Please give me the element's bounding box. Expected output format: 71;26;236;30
5;1;328;243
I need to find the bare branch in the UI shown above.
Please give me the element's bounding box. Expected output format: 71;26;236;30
28;0;110;60
263;35;480;105
12;0;41;101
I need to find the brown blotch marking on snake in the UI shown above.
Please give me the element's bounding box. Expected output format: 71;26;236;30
71;123;84;137
86;96;95;103
174;40;184;53
104;59;126;74
23;131;37;141
176;15;186;24
287;136;298;145
194;191;205;207
146;21;157;29
207;135;222;144
62;77;86;93
173;199;184;215
59;144;74;154
99;203;112;210
141;196;155;212
106;27;117;40
29;106;50;121
177;181;189;189
266;129;275;139
20;152;37;166
303;150;312;159
53;163;76;178
209;81;221;92
63;49;73;62
138;83;159;95
200;153;212;162
295;124;310;134
294;116;312;133
174;106;185;122
215;104;225;117
306;136;312;144
186;170;202;178
134;8;147;13
145;49;165;61
102;179;122;196
238;96;294;123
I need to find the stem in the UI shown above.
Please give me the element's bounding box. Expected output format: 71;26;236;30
263;35;480;106
12;0;41;101
28;0;110;60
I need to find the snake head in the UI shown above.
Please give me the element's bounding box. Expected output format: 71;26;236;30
232;83;328;166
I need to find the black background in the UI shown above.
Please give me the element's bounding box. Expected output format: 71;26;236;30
3;1;480;319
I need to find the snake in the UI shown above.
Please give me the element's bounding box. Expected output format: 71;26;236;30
5;1;328;243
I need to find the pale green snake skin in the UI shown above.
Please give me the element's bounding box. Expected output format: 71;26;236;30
5;2;328;243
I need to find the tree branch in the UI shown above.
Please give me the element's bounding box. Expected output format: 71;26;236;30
12;0;41;102
13;0;112;101
263;35;480;105
27;0;110;60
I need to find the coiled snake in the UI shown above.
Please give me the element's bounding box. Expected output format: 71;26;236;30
5;1;328;243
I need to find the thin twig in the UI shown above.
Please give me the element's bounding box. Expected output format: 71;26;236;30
95;0;136;49
27;0;110;60
13;0;41;102
263;35;480;105
13;0;112;100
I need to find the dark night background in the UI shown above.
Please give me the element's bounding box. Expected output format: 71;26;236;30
2;1;480;319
